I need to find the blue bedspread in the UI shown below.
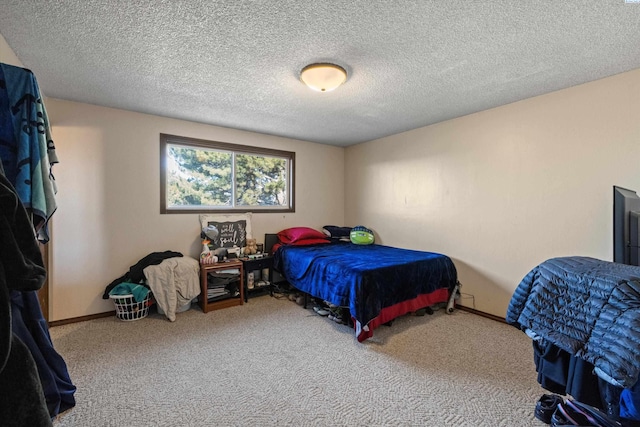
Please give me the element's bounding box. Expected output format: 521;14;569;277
274;242;457;340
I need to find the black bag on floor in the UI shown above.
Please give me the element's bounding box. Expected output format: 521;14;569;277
551;399;621;427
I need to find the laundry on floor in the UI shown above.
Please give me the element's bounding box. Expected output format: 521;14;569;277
103;252;200;322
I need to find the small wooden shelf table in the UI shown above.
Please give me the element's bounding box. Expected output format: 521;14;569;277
199;260;244;313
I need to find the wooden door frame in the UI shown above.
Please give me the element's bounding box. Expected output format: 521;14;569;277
38;242;49;320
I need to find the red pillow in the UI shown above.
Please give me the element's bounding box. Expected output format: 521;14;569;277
277;227;328;244
289;238;330;246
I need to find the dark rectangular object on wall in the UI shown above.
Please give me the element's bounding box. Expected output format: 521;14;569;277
613;186;640;265
631;211;640;267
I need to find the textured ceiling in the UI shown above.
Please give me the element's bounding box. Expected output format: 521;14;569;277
1;1;640;146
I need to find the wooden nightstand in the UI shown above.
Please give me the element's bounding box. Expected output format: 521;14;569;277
199;260;244;313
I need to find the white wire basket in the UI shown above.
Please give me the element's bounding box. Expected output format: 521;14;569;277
109;293;152;321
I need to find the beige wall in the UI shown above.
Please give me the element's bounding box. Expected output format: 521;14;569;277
45;99;345;320
345;68;640;318
0;32;22;66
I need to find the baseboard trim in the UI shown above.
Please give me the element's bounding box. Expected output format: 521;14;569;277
456;305;506;323
47;305;505;328
49;310;115;327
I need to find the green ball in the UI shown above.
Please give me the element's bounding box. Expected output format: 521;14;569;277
350;226;374;245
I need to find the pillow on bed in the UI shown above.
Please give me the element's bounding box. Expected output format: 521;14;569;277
288;238;330;246
278;227;329;244
322;225;352;238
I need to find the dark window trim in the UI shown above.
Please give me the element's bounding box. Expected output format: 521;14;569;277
160;133;295;214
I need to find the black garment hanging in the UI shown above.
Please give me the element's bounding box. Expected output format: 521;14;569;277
0;171;53;426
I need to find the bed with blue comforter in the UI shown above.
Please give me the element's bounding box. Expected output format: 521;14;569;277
272;240;458;342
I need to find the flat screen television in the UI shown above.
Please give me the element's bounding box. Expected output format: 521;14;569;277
613;185;640;266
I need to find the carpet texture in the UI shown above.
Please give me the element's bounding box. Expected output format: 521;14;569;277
50;295;547;426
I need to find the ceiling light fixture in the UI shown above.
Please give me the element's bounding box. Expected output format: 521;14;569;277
300;63;347;92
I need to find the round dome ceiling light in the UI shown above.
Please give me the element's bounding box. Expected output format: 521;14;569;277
300;63;347;92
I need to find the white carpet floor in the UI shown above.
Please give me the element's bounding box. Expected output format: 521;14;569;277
50;295;548;426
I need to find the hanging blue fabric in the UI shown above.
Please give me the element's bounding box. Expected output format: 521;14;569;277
0;62;58;243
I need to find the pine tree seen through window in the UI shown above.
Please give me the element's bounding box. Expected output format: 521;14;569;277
160;134;295;213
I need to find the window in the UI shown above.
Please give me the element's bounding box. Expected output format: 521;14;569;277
160;134;295;214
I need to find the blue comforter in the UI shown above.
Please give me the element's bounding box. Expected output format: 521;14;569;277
274;242;457;340
506;256;640;388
